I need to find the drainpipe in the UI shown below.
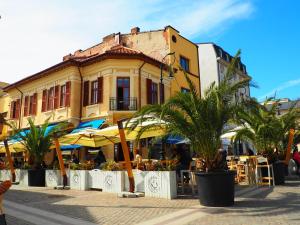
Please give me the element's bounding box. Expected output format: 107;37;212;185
77;65;83;123
138;61;146;110
15;87;23;129
196;45;201;98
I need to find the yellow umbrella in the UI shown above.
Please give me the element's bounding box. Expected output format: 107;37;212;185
59;128;121;147
0;141;26;153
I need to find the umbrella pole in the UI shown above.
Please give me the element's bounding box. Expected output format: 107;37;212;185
54;139;68;187
117;120;135;193
4;139;16;182
284;128;295;165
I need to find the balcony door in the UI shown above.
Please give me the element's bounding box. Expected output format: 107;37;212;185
117;77;130;110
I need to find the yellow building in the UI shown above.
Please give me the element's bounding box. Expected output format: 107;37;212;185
1;26;200;160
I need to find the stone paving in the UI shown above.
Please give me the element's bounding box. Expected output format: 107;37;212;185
2;178;300;225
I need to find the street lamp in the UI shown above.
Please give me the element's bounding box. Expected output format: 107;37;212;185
160;52;175;105
158;52;175;160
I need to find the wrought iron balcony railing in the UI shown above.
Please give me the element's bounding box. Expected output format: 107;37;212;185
109;97;137;111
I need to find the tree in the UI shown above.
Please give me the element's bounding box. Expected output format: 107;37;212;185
234;98;300;161
11;117;67;169
128;50;250;172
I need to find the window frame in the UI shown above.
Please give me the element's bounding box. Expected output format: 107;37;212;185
60;84;67;107
47;87;54;111
179;55;190;72
90;80;99;105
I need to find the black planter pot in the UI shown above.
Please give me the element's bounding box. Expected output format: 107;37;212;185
28;169;45;187
195;170;236;207
273;161;285;185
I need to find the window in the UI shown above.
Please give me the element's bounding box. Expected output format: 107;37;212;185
10;100;20;119
151;83;158;104
91;80;99;104
47;87;54;110
60;84;66;107
180;56;189;72
181;87;190;93
29;95;34;115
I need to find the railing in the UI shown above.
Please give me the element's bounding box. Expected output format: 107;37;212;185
109;97;137;111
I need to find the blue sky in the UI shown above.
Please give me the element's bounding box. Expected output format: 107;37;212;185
0;0;299;100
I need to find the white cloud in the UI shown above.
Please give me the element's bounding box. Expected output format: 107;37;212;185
258;78;300;101
0;0;254;83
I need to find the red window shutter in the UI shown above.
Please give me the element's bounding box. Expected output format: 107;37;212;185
10;101;15;119
146;78;152;104
42;90;47;112
33;93;38;115
98;77;103;103
83;81;89;106
54;85;60;109
15;99;20;119
66;81;71;107
24;96;29;116
160;83;165;104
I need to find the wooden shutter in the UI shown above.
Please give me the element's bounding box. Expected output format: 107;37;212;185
54;85;60;109
83;81;89;106
24;96;29;116
66;81;71;107
146;78;152;104
32;93;37;115
10;101;15;119
42;90;47;112
15;99;20;119
98;77;103;103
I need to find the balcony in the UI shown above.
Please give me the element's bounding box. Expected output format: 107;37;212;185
109;97;137;111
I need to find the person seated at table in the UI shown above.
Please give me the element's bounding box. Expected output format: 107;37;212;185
72;154;79;164
292;146;300;166
94;150;106;169
173;144;192;182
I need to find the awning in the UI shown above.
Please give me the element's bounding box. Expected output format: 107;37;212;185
71;119;105;133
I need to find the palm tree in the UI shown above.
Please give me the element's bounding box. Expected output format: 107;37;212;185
128;50;251;172
234;98;300;161
11;117;68;169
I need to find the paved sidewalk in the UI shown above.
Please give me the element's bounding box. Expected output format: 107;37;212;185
3;179;300;225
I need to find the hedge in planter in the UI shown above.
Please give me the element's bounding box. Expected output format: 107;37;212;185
128;50;250;206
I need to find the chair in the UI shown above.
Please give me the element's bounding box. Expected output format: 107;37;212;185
255;156;275;187
236;157;247;184
180;161;196;195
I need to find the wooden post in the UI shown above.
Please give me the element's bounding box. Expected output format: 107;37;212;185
117;120;135;193
4;139;16;182
54;138;68;187
285;128;295;165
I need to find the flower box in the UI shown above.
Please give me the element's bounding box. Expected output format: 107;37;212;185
100;171;124;193
70;170;88;190
45;170;62;187
144;171;177;199
19;169;28;186
124;170;148;192
88;169;104;189
0;169;21;183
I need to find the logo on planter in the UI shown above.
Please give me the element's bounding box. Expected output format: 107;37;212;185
104;175;113;189
148;175;160;193
73;173;80;184
48;171;55;182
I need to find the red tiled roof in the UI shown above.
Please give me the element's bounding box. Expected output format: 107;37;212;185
4;45;166;91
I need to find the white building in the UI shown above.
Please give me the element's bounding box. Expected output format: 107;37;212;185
197;43;251;101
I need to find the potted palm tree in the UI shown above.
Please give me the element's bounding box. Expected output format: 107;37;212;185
235;98;300;184
11;118;67;186
128;51;250;206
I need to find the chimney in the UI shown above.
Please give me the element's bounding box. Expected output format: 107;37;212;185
131;27;140;35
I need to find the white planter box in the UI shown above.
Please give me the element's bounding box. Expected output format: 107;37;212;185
100;171;124;193
19;170;28;186
88;169;104;189
46;170;62;187
144;171;177;199
70;170;88;190
124;170;148;192
0;169;21;182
